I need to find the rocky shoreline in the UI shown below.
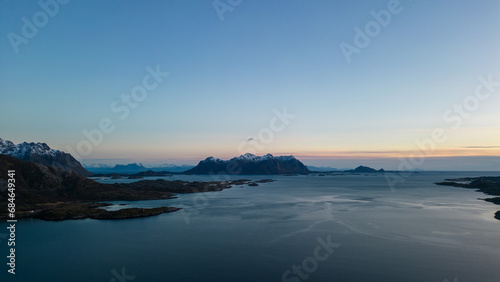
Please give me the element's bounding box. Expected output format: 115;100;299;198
25;202;181;221
435;176;500;221
0;178;274;221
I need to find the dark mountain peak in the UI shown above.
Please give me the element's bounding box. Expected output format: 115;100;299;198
202;156;224;163
113;163;145;169
355;165;374;171
229;153;296;162
186;153;309;175
0;154;96;203
345;165;385;173
0;138;92;176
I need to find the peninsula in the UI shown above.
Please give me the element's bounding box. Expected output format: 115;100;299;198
0;154;273;221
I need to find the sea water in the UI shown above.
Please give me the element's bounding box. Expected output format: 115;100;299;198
1;172;500;281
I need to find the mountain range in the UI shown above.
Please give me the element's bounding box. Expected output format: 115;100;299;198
0;138;313;176
0;138;92;176
185;153;310;175
1;138;387;177
84;163;194;174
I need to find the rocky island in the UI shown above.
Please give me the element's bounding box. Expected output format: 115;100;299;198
32;203;181;221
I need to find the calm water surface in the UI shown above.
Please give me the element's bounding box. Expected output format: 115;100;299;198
2;172;500;281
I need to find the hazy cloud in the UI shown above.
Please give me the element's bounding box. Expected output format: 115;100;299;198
463;146;500;149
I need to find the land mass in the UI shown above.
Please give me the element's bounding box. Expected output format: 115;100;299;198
32;203;181;221
436;176;500;220
186;153;310;175
0;138;93;176
344;165;385;173
0;154;273;221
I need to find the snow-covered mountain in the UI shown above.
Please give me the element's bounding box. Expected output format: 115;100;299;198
233;153;296;162
81;163;112;169
0;138;58;157
0;138;92;176
187;153;310;175
148;163;194;172
201;153;297;164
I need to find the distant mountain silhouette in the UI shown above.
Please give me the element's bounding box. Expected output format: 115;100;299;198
345;165;385;173
306;165;342;172
0;138;92;176
85;163;194;174
186;153;310;175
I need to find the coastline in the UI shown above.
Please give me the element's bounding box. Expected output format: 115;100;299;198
0;178;274;221
435;176;500;221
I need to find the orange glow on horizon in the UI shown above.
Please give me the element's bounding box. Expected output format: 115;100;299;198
289;147;500;160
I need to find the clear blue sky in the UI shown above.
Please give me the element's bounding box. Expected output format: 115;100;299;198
1;0;499;170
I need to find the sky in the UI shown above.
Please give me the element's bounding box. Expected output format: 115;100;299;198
1;0;499;170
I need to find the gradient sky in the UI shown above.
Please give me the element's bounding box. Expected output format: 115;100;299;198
1;0;499;170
